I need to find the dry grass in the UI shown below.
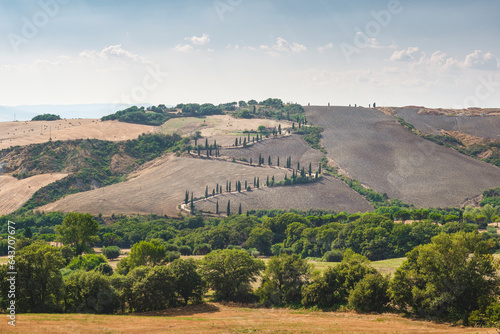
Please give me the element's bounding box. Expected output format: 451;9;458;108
5;303;493;334
0;119;154;150
39;156;289;216
305;106;500;208
0;174;67;215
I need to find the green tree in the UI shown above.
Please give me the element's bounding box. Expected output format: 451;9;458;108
126;240;166;271
102;233;122;247
5;242;65;312
389;232;500;322
246;227;273;255
348;273;390;312
129;266;176;312
257;253;310;305
199;249;265;301
227;200;231;216
67;254;108;271
170;258;205;305
64;270;120;314
56;213;100;255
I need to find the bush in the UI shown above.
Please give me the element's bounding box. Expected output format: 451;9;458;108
348;273;390;312
67;254;108;271
128;266;176;312
94;263;113;276
179;245;192;255
102;246;121;260
32;113;61;121
323;250;343;262
194;243;212;255
64;271;120;314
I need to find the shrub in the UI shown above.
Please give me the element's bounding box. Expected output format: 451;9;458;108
102;246;121;260
67;254;108;271
194;243;212;255
179;245;192;255
348;273;390;312
94;263;114;276
323;250;343;262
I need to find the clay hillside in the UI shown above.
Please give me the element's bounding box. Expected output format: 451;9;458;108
1;103;500;217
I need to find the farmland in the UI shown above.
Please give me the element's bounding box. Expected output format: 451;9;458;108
0;173;67;215
305;106;500;208
221;134;323;171
195;175;373;214
0;119;154;150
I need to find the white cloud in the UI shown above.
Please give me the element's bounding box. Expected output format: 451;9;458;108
463;50;498;70
173;44;194;53
318;42;334;52
186;34;210;45
260;37;307;56
79;44;153;64
390;46;421;61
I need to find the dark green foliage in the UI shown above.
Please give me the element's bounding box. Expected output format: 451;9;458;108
102;246;121;260
127;265;176;312
257;253;310;305
481;187;500;207
170;259;205;305
348;273;390;312
64;270;120;313
56;212;99;256
94;263;114;276
32;113;61;121
302;250;376;308
102;105;170;125
245;227;273;255
323;249;343;262
389;232;500;323
0;242;65;313
199;249;265;302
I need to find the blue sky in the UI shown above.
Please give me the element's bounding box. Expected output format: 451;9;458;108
1;0;499;108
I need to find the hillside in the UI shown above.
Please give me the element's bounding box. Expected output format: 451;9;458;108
0;119;154;150
305;106;500;208
0;174;66;215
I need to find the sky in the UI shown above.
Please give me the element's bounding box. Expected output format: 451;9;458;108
0;0;499;108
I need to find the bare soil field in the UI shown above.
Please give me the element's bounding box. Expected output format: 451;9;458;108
221;134;324;171
0;119;154;150
39;156;289;216
5;303;493;334
159;115;291;138
305;106;500;208
195;175;373;214
0;173;67;215
395;108;500;140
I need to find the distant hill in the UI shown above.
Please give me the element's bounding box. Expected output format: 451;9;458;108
0;103;154;122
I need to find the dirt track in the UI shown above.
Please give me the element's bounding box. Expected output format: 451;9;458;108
221;134;323;171
195;175;373;214
305;106;500;208
0;119;154;150
0;174;67;215
395;108;500;140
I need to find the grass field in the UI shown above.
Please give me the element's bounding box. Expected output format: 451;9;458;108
0;119;154;150
305;106;500;208
308;257;406;276
4;303;492;334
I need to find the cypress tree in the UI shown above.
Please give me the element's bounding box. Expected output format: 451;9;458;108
227;200;231;216
216;183;219;194
243;137;247;147
319;163;322;174
258;154;262;166
257;177;260;188
245;180;247;189
308;163;312;176
253;177;256;187
226;180;228;192
185;190;189;204
239;137;242;145
190;192;194;212
197;146;200;156
214;140;217;149
277;156;280;166
278;124;281;134
268;156;271;166
235;138;238;146
206;150;209;158
194;138;198;146
292;122;295;130
285;173;288;180
248;133;250;141
205;186;208;199
250;157;253;165
238;203;242;215
266;175;269;186
301;167;305;177
297;162;300;170
212;189;215;196
229;181;231;192
216;200;219;214
205;138;208;149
